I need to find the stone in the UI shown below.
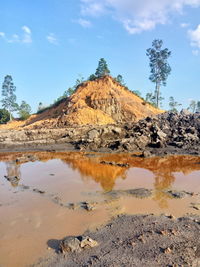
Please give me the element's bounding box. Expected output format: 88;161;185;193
59;236;98;253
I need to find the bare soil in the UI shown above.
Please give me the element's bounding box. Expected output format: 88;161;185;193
34;214;200;267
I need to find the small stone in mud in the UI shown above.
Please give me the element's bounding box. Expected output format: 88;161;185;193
33;188;45;194
67;203;79;210
191;203;200;210
59;236;98;253
80;201;97;211
49;174;55;176
166;190;187;199
20;185;30;190
125;188;152;198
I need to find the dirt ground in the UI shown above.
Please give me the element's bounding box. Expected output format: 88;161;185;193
34;214;200;267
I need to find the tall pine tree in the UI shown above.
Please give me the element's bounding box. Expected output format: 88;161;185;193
146;40;171;108
1;75;18;121
95;58;110;78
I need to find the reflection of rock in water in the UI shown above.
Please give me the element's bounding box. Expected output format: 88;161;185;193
5;161;21;187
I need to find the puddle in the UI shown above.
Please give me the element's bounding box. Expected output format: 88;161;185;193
0;151;200;267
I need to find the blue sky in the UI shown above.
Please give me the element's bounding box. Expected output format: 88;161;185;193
0;0;200;112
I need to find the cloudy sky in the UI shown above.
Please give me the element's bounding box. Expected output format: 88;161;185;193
0;0;200;111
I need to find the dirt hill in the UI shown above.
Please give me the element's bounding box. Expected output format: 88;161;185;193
1;76;163;129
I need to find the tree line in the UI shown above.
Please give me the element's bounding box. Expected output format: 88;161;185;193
1;39;199;124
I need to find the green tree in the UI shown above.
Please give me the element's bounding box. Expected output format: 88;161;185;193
95;58;110;78
88;74;97;81
145;92;156;106
37;102;44;112
74;74;84;88
0;109;10;124
187;100;197;113
1;75;18;121
146;39;171;108
197;101;200;112
169;96;182;112
66;87;74;96
18;101;32;120
115;74;125;86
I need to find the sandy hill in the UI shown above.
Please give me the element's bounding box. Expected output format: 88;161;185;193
1;76;163;129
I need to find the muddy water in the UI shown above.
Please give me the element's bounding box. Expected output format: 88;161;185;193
0;152;200;267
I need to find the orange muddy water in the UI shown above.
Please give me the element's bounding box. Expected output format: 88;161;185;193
0;152;200;267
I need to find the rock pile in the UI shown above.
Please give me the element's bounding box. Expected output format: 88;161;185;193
75;110;200;154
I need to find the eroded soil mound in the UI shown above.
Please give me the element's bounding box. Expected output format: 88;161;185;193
0;76;162;129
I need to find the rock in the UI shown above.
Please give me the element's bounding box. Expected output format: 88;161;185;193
166;190;187;199
125;188;152;198
59;236;98;253
180;109;192;116
80;201;97;211
33;188;45;194
60;236;82;253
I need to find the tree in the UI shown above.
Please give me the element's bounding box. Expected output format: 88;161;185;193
88;74;97;81
115;74;125;86
95;58;110;78
1;75;18;121
187;100;197;113
146;39;171;108
0;109;10;124
74;74;84;88
197;101;200;112
145;92;156;106
169;96;182;112
18;101;31;120
37;102;44;112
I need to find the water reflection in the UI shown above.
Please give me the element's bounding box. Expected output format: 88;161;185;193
5;161;21;187
1;152;200;208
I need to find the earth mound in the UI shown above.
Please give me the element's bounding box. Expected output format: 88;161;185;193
2;76;162;129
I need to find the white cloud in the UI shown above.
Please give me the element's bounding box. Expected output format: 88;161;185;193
80;0;200;34
81;0;106;16
0;32;5;38
180;22;190;28
76;18;92;28
0;26;32;43
46;33;58;45
22;25;32;43
188;24;200;49
192;49;199;55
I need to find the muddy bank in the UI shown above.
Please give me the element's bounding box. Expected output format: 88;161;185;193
34;213;200;267
0;111;200;156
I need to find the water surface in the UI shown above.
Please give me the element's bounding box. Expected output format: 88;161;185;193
0;152;200;267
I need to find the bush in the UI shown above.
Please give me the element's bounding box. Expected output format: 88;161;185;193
0;109;10;124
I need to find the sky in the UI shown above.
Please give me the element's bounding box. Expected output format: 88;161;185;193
0;0;200;113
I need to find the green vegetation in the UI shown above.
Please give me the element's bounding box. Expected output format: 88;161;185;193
0;109;10;124
187;100;200;113
2;46;199;118
18;101;32;120
95;58;110;78
1;75;18;121
115;75;125;86
146;39;171;108
169;96;182;112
